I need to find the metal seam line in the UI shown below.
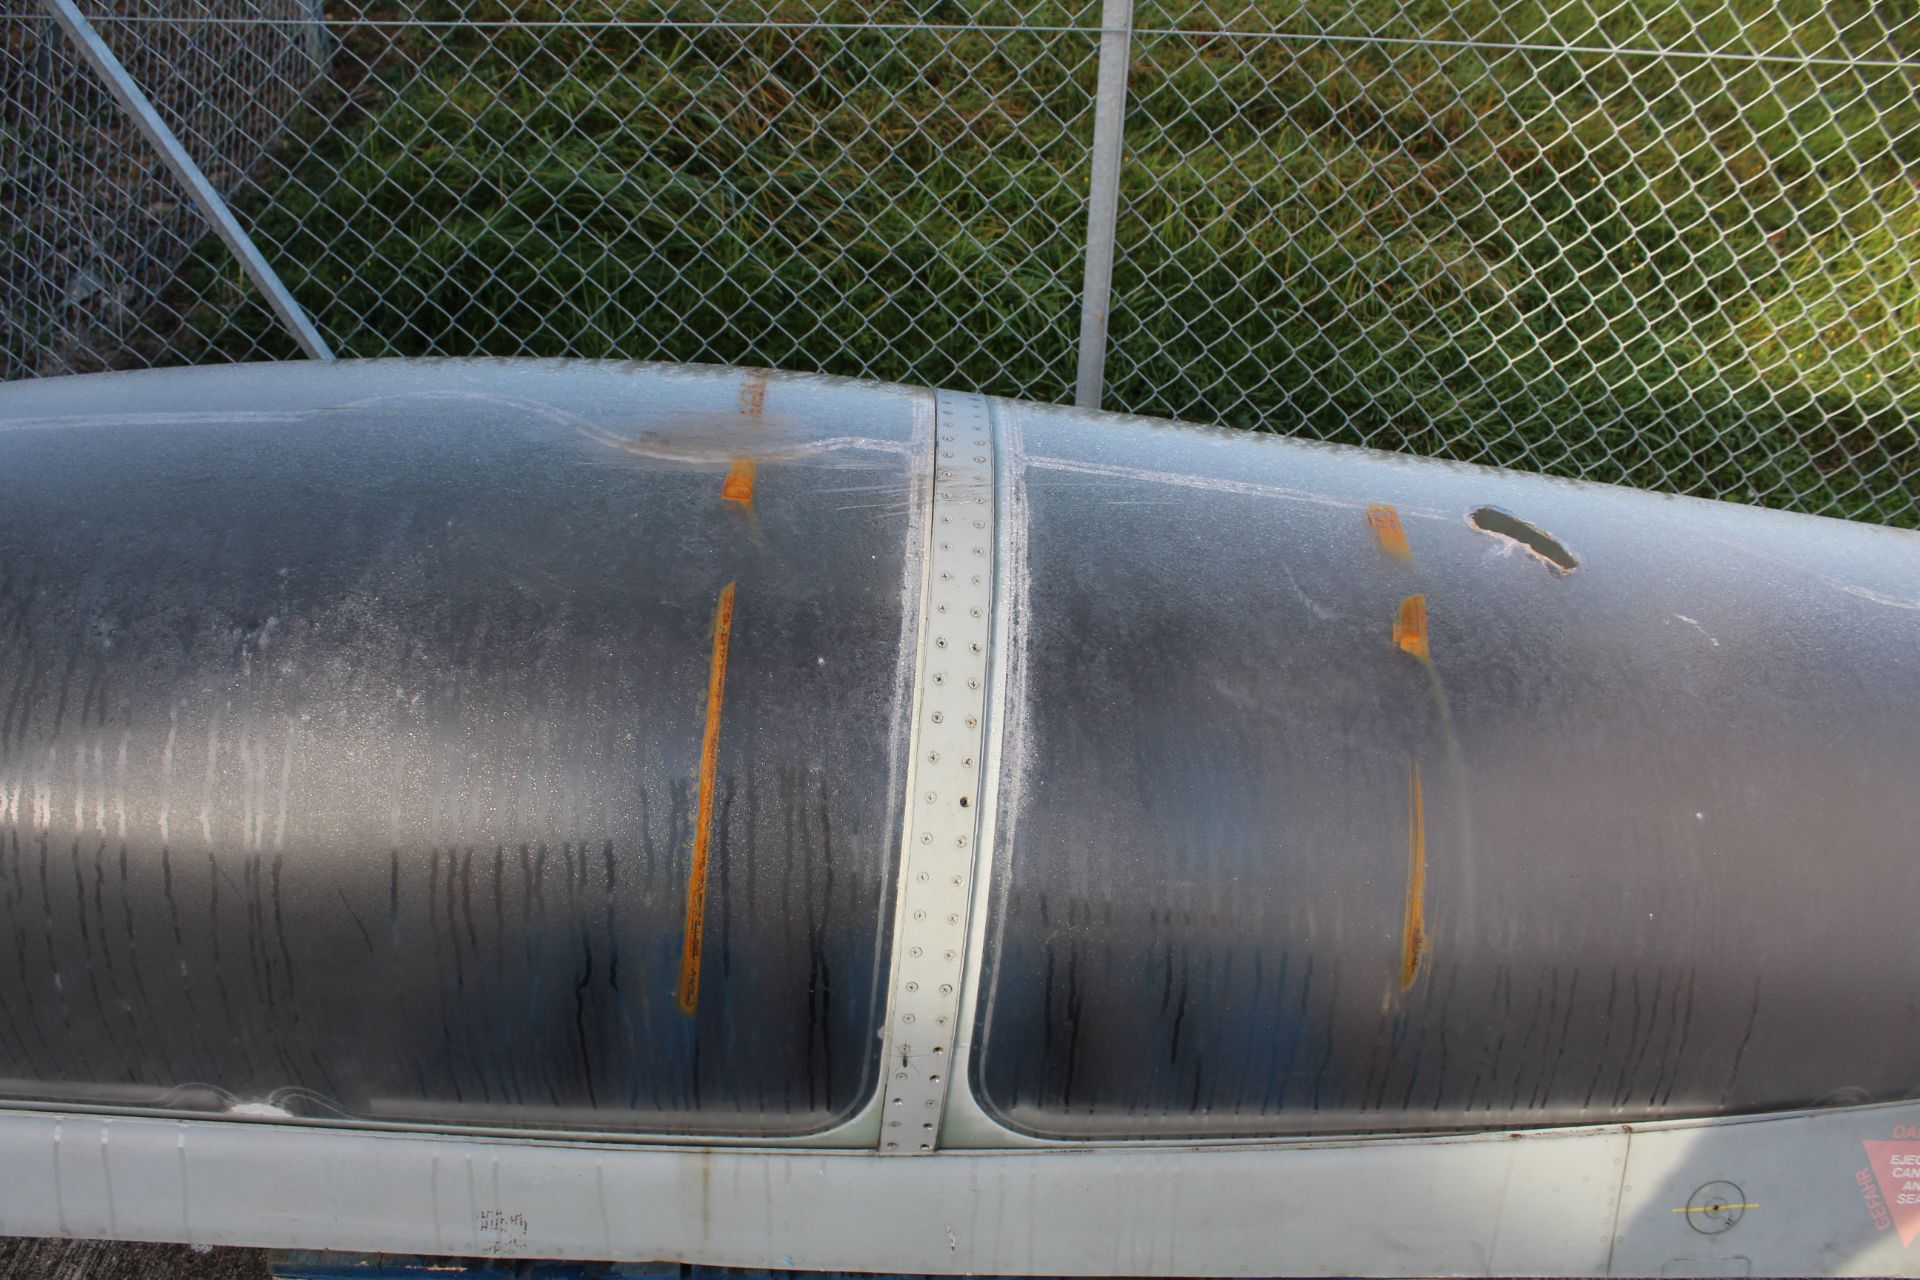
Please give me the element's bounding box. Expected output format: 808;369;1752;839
877;390;996;1154
38;0;334;362
1074;0;1134;411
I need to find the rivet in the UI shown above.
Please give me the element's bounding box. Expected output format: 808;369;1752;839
931;711;944;724
913;910;926;921
903;1012;916;1022
920;833;933;845
906;980;919;990
938;985;952;996
909;946;923;957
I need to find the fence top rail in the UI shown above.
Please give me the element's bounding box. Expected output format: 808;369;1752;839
61;11;1920;73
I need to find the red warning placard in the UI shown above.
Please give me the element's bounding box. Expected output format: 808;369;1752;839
1863;1140;1920;1246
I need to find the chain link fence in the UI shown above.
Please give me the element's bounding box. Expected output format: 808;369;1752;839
4;0;1919;523
2;0;324;374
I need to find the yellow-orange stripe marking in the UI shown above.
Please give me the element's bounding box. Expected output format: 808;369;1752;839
677;581;737;1016
1398;759;1428;991
1672;1204;1759;1213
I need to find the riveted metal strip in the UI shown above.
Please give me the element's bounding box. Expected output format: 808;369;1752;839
878;389;995;1154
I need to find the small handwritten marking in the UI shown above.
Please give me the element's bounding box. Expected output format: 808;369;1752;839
739;376;767;417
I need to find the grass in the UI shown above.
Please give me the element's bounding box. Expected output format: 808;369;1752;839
178;0;1920;523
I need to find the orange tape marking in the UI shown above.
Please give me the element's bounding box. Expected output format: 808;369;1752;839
1393;593;1430;662
677;581;736;1016
1366;502;1412;561
722;457;756;506
1398;760;1428;991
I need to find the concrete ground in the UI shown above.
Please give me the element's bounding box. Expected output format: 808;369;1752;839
0;1238;266;1278
1;1242;1887;1280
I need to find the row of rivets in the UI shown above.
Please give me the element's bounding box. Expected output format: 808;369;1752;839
878;391;994;1154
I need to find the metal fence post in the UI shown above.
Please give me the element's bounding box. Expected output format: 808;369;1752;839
1074;0;1133;410
37;0;334;361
